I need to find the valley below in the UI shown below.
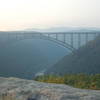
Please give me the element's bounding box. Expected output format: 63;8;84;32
0;77;100;100
0;32;100;100
0;0;100;99
0;35;68;79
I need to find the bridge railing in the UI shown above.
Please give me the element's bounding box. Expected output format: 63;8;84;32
0;32;100;51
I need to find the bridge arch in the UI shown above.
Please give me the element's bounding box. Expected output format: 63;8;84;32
6;34;76;52
1;32;99;52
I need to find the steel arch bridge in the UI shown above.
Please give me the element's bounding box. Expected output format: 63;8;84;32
0;31;100;52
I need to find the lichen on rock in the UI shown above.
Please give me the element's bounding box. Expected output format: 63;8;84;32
0;77;100;100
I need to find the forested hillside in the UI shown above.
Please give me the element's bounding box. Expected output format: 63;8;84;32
46;36;100;74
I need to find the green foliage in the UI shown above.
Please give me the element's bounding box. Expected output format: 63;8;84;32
34;74;100;90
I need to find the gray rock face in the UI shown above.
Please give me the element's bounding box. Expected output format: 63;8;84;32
0;77;100;100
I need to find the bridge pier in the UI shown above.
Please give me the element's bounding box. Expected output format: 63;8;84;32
47;34;50;38
71;33;74;48
94;33;97;38
63;34;66;43
85;33;89;43
55;33;58;40
78;33;81;48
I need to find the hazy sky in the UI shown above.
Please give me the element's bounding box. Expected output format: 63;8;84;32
0;0;100;31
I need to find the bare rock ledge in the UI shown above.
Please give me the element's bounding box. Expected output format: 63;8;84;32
0;77;100;100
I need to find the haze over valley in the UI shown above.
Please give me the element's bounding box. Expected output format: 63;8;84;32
0;34;70;79
0;0;100;99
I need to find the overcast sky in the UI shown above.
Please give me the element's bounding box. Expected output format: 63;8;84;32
0;0;100;31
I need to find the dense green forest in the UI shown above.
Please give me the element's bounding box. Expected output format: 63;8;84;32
34;74;100;90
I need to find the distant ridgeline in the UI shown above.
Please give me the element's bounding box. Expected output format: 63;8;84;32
45;36;100;75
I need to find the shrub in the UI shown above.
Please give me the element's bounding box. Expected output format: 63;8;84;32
34;74;100;90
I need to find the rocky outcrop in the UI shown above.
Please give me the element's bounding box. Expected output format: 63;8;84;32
0;77;100;100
